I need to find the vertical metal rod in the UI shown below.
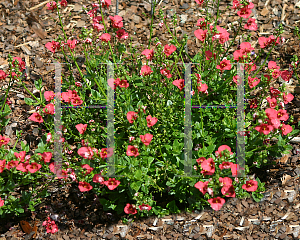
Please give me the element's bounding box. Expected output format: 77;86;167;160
115;0;119;15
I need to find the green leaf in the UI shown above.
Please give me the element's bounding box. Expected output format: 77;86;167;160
91;89;102;100
166;200;180;214
130;181;142;192
134;170;142;179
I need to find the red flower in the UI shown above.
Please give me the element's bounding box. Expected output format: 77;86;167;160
282;93;294;104
45;41;60;53
0;70;8;80
172;79;185;91
196;18;209;29
43;217;58;234
29;113;44;123
205;51;216;61
163;44;176;57
139;203;152;211
221;184;236;198
280;70;293;82
38;152;52;163
26;162;42;173
44;91;55;101
124;203;137;214
116;29;128;40
160;68;172;78
127;111;138;124
46;1;57;11
230;163;244;177
201;158;215;172
208;197;225;211
237;7;252;18
265;108;278;119
6;160;19;170
126;145;139;157
240;42;254;55
196;157;206;165
14;151;26;162
78;181;93;192
268;61;280;71
93;174;105;184
258;37;269;49
140;134;153;146
81;164;94;175
60;0;68;7
0;197;4;207
277;109;289;121
43;103;55;115
244;18;257;31
17;162;29;173
215;145;233;158
109;15;123;29
281;124;293;136
76;124;88;134
255;124;274;135
100;0;111;8
242;180;258;192
67;39;79;50
104;178;121;190
266;97;277;108
146;115;158;128
140;65;153;76
12;57;26;71
194;29;208;42
78;147;94;159
71;97;83;106
100;33;111;42
248;76;260;89
119;79;129;88
195;0;204;5
219;177;233;187
0;160;6;173
216;59;232;72
219;162;234;170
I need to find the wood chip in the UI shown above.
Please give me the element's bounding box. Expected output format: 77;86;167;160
261;7;269;16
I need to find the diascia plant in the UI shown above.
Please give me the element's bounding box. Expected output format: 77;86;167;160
0;0;299;224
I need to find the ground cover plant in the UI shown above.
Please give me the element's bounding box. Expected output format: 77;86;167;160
0;0;299;234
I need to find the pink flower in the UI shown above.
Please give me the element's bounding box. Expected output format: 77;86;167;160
127;111;138;124
141;49;154;60
244;18;257;31
124;203;137;214
237;7;252;18
139;203;152;211
230;163;244;177
109;15;123;29
221;184;236;198
126;145;139;157
258;37;269;49
281;124;293;135
140;134;153;146
78;181;93;192
242;180;258;192
215;145;233;158
43;217;58;234
44;91;55;101
255;124;274;135
140;65;153;76
268;61;280;71
100;0;111;8
81;164;94;175
46;1;57;11
196;18;209;29
195;0;204;5
78;147;94;159
248;76;260;88
100;33;111;42
119;79;129;88
240;42;254;55
266;97;277;108
17;162;29;173
14;151;26;162
60;0;67;7
29;113;44;123
116;29;128;40
46;132;52;142
0;70;8;80
93;174;105;184
45;41;60;53
26;162;42;173
0;197;4;207
146;115;158;128
216;59;232;72
38;152;52;163
160;68;172;78
280;70;293;82
219;162;234;170
43;103;55;115
194;29;208;42
6;160;19;170
104;178;121;190
205;51;216;61
233;75;242;85
163;44;176;57
277;109;289;121
67;39;79;50
0;160;6;173
201;158;215;172
172;79;185;91
76;124;88;134
219;177;233;187
195;181;209;195
93;23;105;32
71;97;83;106
282;92;294;104
208;197;225;211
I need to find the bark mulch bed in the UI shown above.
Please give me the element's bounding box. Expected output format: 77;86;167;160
0;0;300;239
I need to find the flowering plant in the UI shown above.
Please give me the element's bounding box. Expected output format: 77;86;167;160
0;0;299;229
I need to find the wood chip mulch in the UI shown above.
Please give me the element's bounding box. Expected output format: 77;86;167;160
0;0;300;239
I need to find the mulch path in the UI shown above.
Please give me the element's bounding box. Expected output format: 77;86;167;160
0;0;300;239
